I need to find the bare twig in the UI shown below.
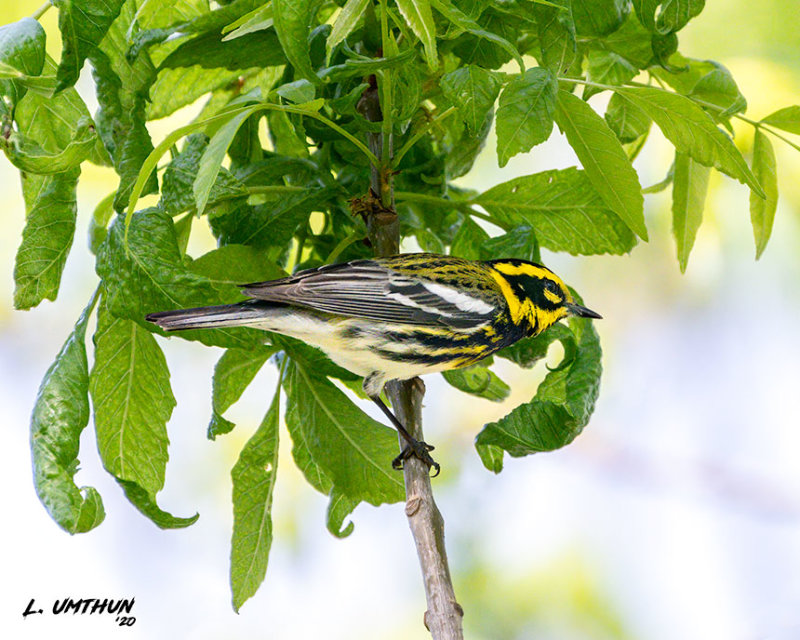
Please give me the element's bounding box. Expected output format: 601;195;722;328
357;80;465;639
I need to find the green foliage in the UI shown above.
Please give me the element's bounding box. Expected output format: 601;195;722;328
2;0;796;611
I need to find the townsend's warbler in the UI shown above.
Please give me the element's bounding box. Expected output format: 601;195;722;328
146;253;601;473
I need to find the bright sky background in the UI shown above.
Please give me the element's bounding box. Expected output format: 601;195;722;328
2;2;800;639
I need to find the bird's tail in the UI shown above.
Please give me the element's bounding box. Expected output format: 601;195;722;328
146;302;277;331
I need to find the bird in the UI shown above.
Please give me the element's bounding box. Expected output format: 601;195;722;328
146;253;601;475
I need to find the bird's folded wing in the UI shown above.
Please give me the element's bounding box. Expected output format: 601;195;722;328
240;260;500;328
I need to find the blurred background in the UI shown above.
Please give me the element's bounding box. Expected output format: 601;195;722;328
2;1;799;638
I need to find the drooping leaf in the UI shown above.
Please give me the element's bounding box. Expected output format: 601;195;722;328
13;168;80;310
52;0;126;91
634;0;705;35
475;317;602;464
671;152;710;272
3;117;98;174
117;479;199;529
479;225;541;264
273;0;320;83
442;364;511;402
749;129;778;260
31;298;105;534
761;105;800;135
571;0;629;37
689;67;746;121
496;322;575;369
555;90;647;240
585;49;636;97
476;168;637;256
89;304;175;498
396;0;438;71
231;386;280;611
284;359;404;506
326;490;357;538
441;65;502;135
451;215;489;260
209;347;275;439
496;68;558;167
604;91;651;144
614;87;764;197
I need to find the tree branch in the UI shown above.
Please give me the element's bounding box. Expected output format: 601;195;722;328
358;82;465;639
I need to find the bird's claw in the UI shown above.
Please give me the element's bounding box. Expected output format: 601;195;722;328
392;439;440;477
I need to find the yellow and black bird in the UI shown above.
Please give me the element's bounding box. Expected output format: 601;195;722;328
146;253;601;474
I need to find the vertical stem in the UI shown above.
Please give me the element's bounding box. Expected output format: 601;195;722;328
357;6;464;637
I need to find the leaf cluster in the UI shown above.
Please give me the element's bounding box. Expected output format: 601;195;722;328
2;0;798;610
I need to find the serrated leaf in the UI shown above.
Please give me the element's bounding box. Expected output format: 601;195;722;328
284;360;404;505
475;167;637;255
479;225;541;264
761;105;800;135
441;65;502;135
442;364;510;402
496;322;574;369
396;0;438;71
98;208;265;349
209;347;274;439
749;129;778;260
614;87;764;197
534;0;576;73
443;107;492;179
496;68;558;167
134;0;209;30
328;0;369;54
13;168;80;310
90;304;175;497
273;0;320;83
53;0;127;91
555;90;647;240
671;152;710;272
231;387;280;611
0;17;46;105
476;317;602;461
451;216;489;260
31;299;105;534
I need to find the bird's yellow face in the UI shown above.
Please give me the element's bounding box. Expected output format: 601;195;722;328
488;260;601;336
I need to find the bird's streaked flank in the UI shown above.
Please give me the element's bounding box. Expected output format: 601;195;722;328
146;253;601;474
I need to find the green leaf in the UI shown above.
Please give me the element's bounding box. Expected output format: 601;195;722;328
441;65;502;135
0;17;46;105
319;47;416;83
222;2;275;41
13;168;80;310
160;30;286;71
614;87;764;197
571;0;628;37
479;225;541;264
476;168;637;256
134;0;209;30
443;108;493;180
451;215;489;260
326;490;357;538
442;364;511;402
284;360;404;505
327;0;370;55
555;90;647;240
90;304;175;497
533;0;577;73
31;298;105;534
496;322;574;369
273;0;321;84
496;68;558;168
231;387;280;611
476;317;602;461
601;11;654;68
431;0;524;72
148;67;252;121
690;67;746;120
634;0;705;35
53;0;127;91
585;50;636;96
98;208;265;349
749;129;778;260
604;91;651;144
396;0;438;71
161;134;248;216
671;152;710;272
761;105;800;135
3;116;98;174
117;479;199;529
209;347;275;439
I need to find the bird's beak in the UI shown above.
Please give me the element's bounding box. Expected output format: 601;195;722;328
566;303;603;319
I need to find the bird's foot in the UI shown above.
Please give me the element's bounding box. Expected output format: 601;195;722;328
392;439;440;477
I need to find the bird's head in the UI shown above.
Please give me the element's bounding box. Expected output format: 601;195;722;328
487;259;602;336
